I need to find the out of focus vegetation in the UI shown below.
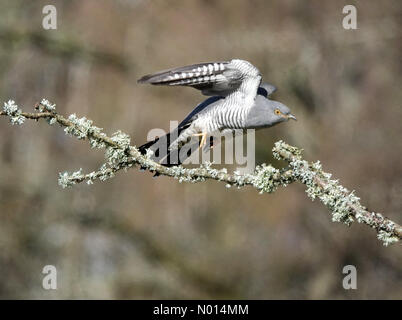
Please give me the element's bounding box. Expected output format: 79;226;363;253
0;0;401;299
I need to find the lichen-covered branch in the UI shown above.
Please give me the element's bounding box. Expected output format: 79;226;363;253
1;99;401;246
272;143;402;246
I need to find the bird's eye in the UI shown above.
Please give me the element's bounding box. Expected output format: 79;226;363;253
274;109;281;115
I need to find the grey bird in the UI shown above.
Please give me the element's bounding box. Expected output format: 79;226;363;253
138;59;296;167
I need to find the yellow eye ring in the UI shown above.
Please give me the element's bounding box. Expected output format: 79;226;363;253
274;109;281;115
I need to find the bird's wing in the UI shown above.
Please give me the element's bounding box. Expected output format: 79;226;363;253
257;82;277;98
138;59;262;98
178;96;224;128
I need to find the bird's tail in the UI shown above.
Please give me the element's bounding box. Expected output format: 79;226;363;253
138;131;197;169
138;131;182;167
139;132;214;175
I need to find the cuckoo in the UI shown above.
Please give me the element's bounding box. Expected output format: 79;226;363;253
138;59;296;166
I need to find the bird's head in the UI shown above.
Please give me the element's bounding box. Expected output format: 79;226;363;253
245;96;296;129
268;100;297;124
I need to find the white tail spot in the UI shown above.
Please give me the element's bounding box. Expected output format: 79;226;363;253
215;74;225;82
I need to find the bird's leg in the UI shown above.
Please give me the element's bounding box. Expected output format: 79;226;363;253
193;132;207;149
203;136;215;152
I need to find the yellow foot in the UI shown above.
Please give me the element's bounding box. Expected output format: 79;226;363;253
193;132;207;149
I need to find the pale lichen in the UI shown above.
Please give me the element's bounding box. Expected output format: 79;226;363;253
3;100;25;125
250;164;281;193
58;168;83;188
377;230;399;247
64;114;94;139
39;99;56;112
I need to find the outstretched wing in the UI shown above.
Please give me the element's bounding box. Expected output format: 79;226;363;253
138;59;262;98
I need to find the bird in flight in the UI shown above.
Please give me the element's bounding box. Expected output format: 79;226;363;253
138;59;296;167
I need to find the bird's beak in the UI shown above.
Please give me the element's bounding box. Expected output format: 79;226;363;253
287;114;297;121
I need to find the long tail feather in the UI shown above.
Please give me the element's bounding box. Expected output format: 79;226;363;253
138;134;204;174
138;61;229;88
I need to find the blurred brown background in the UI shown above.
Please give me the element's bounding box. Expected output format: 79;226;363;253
0;0;401;299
